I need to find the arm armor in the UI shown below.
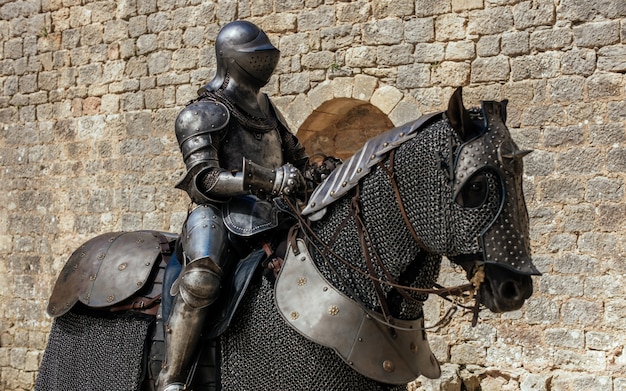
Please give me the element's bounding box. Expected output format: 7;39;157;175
174;99;237;203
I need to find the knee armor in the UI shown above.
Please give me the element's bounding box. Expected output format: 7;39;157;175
177;257;222;309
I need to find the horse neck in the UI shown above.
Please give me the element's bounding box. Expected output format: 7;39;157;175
308;148;441;320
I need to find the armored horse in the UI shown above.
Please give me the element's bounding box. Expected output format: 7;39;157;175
36;88;539;390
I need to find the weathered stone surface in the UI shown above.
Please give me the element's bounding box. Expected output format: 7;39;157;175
471;56;510;83
513;0;555;29
597;45;626;72
468;6;514;35
3;3;626;391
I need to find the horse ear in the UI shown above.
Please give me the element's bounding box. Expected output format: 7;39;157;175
446;87;480;141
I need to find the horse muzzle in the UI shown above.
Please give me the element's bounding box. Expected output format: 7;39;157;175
478;263;534;313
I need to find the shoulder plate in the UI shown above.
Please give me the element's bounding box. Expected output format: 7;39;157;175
47;231;174;317
175;99;230;146
302;112;442;217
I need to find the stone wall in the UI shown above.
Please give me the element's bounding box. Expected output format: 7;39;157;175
1;0;625;390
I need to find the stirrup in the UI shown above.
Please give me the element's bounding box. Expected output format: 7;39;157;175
162;382;186;391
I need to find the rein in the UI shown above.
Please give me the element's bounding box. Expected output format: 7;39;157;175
283;148;484;327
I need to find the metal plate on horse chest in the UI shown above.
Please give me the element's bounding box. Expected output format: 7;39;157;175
47;231;166;317
275;239;441;383
220;124;283;170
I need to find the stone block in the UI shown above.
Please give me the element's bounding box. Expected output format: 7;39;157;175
445;41;475;61
452;0;483;12
450;343;486;365
332;77;354;98
345;46;377;68
320;25;356;51
435;14;466;41
405;17;434;43
81;23;103;46
501;31;529;56
607;147;626;172
336;1;371;23
553;252;602;275
258;13;297;33
552;371;611;390
524;296;560;324
414;43;445;63
539;275;585;297
558;0;626;22
301;51;335;70
486;346;523;368
370;84;403;114
587;72;623;98
521;373;551;391
279;72;310;95
103;19;128;43
585;176;625;201
557;147;603;175
470;56;510;83
396;63;431;89
513;0;555;29
362;18;404;45
352;74;378;101
468;7;514;35
574;21;620;48
596;203;626;232
431;61;470;87
372;0;414;17
389;97;422;125
598;45;626;72
417;363;462;391
579;232;621;257
297;5;335;31
415;0;451;17
561;299;603;326
586;331;624;351
376;44;414;66
511;52;561;81
561;48;596;76
585;274;624;299
307;80;334;109
605;299;626;330
544;328;585;349
530;29;573;51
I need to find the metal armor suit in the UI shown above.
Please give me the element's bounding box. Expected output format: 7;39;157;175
157;21;307;391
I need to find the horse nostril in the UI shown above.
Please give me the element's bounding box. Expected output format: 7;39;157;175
499;280;520;300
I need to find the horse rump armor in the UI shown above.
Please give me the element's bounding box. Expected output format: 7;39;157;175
47;231;174;317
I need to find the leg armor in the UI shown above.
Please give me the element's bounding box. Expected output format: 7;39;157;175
157;204;232;390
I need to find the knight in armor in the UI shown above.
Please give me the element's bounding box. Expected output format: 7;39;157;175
156;21;315;391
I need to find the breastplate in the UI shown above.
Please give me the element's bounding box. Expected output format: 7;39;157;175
219;120;284;171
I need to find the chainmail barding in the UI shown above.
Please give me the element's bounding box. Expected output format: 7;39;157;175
305;117;504;320
35;310;152;391
221;276;407;391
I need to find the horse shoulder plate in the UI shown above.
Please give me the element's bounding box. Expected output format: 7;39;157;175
302;112;442;217
47;231;171;317
275;239;441;384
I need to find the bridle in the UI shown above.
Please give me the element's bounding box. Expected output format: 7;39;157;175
283;148;486;329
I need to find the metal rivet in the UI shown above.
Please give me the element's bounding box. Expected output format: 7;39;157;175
118;263;127;271
290;311;299;320
383;360;395;372
328;305;339;316
297;277;307;286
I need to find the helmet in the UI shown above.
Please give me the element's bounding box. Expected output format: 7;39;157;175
204;21;280;91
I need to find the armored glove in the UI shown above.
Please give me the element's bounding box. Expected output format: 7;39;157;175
243;159;306;198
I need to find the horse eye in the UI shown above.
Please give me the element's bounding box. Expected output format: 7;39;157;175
456;172;489;208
